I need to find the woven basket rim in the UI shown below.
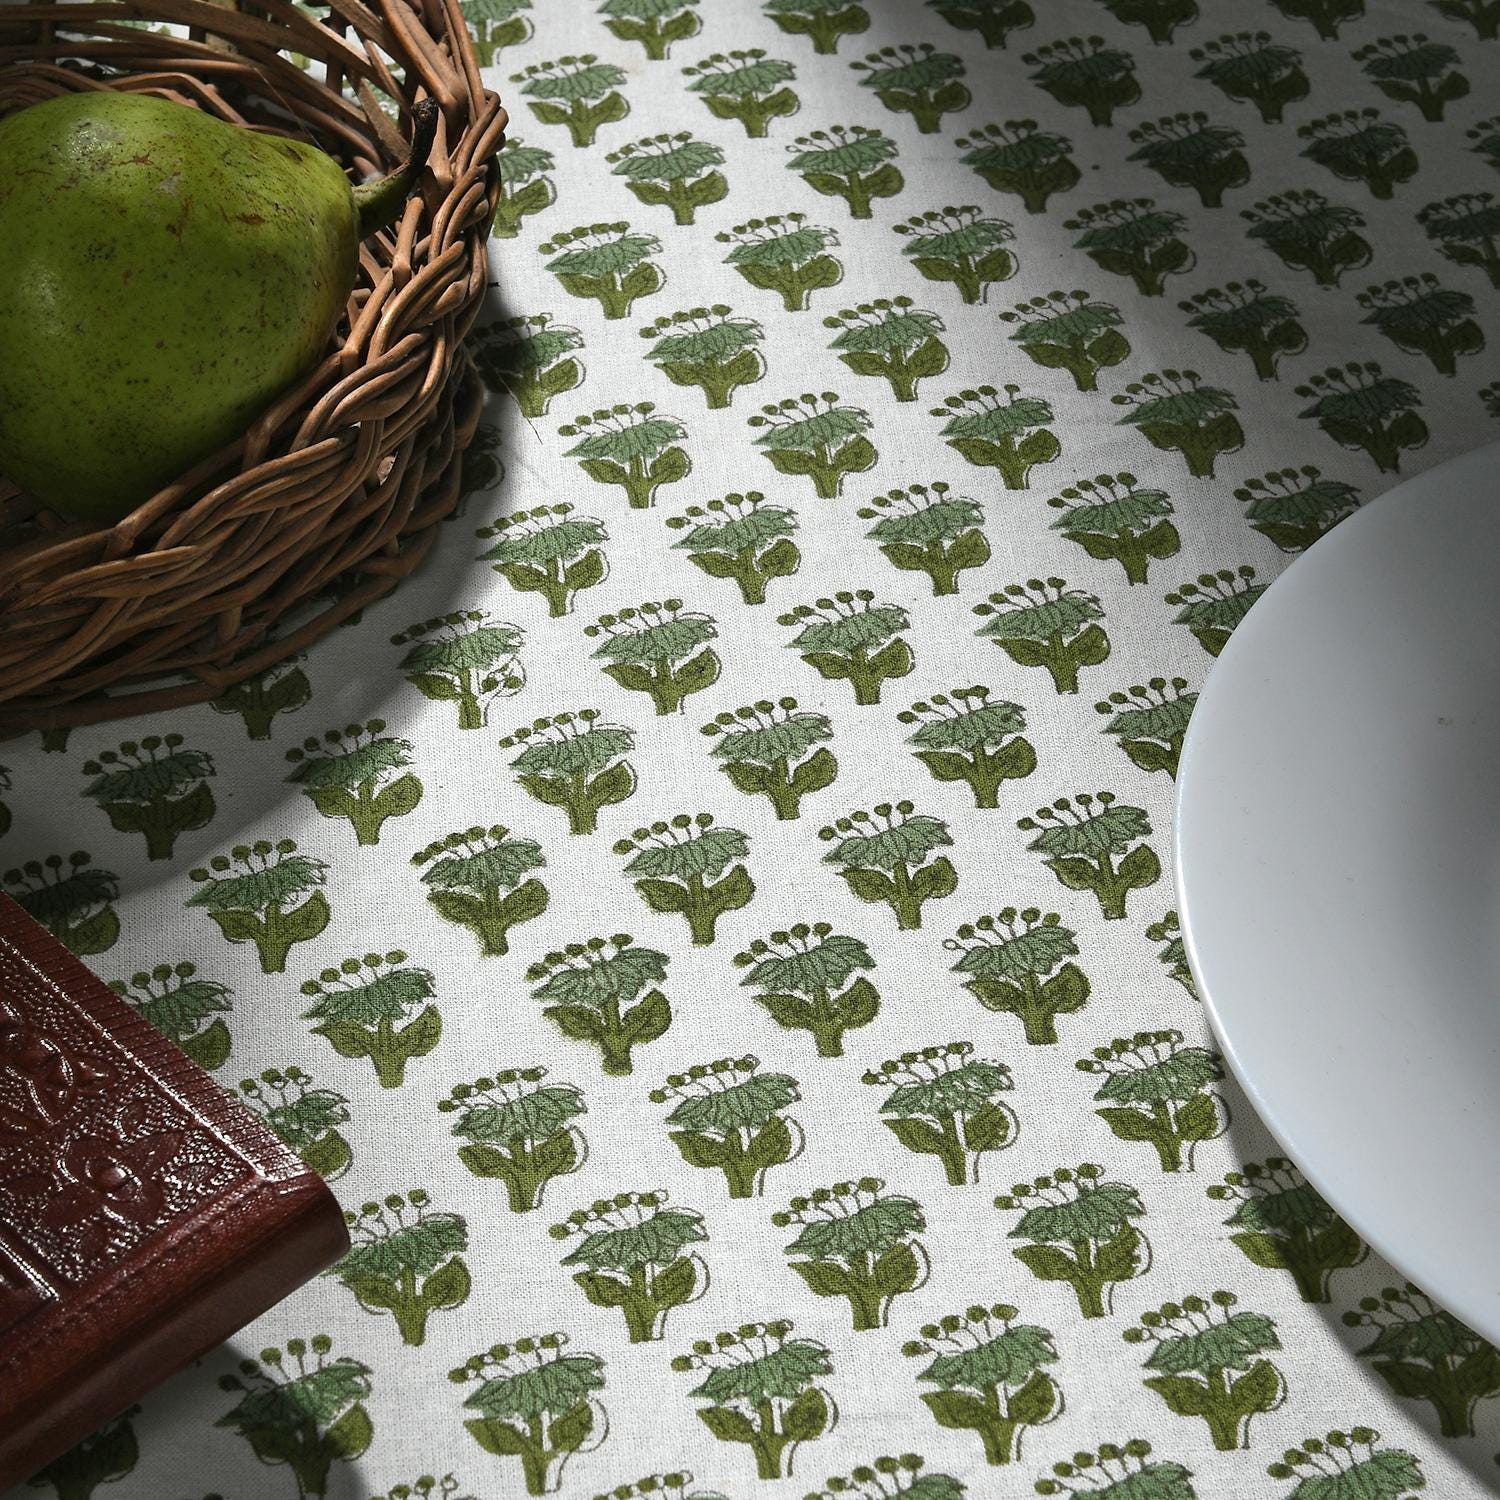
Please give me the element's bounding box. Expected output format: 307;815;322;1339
0;0;505;734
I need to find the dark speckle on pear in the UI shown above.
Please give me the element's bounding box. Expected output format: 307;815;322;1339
0;90;436;523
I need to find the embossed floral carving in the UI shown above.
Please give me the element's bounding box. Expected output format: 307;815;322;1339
0;993;111;1143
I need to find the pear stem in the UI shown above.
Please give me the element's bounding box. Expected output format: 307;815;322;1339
352;98;439;239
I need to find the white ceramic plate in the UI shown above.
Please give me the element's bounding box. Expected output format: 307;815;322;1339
1176;441;1500;1342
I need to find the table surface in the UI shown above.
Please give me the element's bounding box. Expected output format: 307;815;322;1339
7;1;1500;1497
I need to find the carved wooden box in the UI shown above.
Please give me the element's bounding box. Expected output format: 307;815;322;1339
0;893;349;1488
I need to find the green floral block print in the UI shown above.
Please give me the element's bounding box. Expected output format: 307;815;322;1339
1358;274;1482;377
1078;1031;1228;1174
903;1302;1062;1465
25;1406;140;1500
1034;1439;1195;1500
1297;108;1416;202
1419;190;1500;288
591;1475;725;1500
369;1476;476;1500
1046;473;1178;586
110;961;232;1071
671;1319;837;1479
470;313;585;418
1094;678;1196;778
651;1055;804;1198
586;601;720;714
1190;32;1309;124
608;133;728;227
702;698;835;820
1127;112;1250;210
613;812;754;946
851;43;971;134
1124;1291;1284;1450
478;505;609;619
1099;0;1198;44
1296;361;1430;472
1242;189;1371;288
1207;1158;1367;1303
804;1453;965;1499
15;10;1500;1494
216;1338;374;1500
1017;791;1161;922
1270;0;1363;41
763;0;869;56
995;1163;1151;1319
825;299;950;404
973;578;1110;696
1439;0;1500;39
438;1066;587;1211
781;591;913;704
186;840;327;974
750;392;876;498
460;0;530;67
238;1065;354;1181
600;0;700;60
330;1190;471;1346
1163;568;1266;657
1024;36;1140;128
1067;197;1195;298
300;951;442;1091
1112;370;1244;479
667;492;801;606
1179;280;1306;381
957;119;1079;214
931;383;1060;488
862;1041;1017;1186
819;801;956;930
449;1333;607;1495
1267;1429;1425;1500
785;126;903;219
1147;910;1197;999
3;852;118;954
412;825;549;957
499;711;636;834
928;0;1035;50
683;50;800;138
561;404;690;510
1000;290;1129;393
735;922;878;1058
946;907;1091;1045
540;222;664;320
1343;1283;1500;1437
717;213;844;312
81;733;214;861
390;611;525;730
550;1189;709;1342
640;305;766;409
898;686;1035;809
894;205;1016;305
284;720;423;846
512;55;629;148
527;934;673;1075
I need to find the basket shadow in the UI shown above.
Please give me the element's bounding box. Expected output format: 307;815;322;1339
1215;1082;1500;1477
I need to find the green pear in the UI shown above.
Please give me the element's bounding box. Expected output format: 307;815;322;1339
0;90;436;523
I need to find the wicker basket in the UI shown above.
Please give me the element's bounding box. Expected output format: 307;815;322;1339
0;0;506;735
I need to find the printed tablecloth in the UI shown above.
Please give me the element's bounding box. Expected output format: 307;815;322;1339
7;0;1500;1496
